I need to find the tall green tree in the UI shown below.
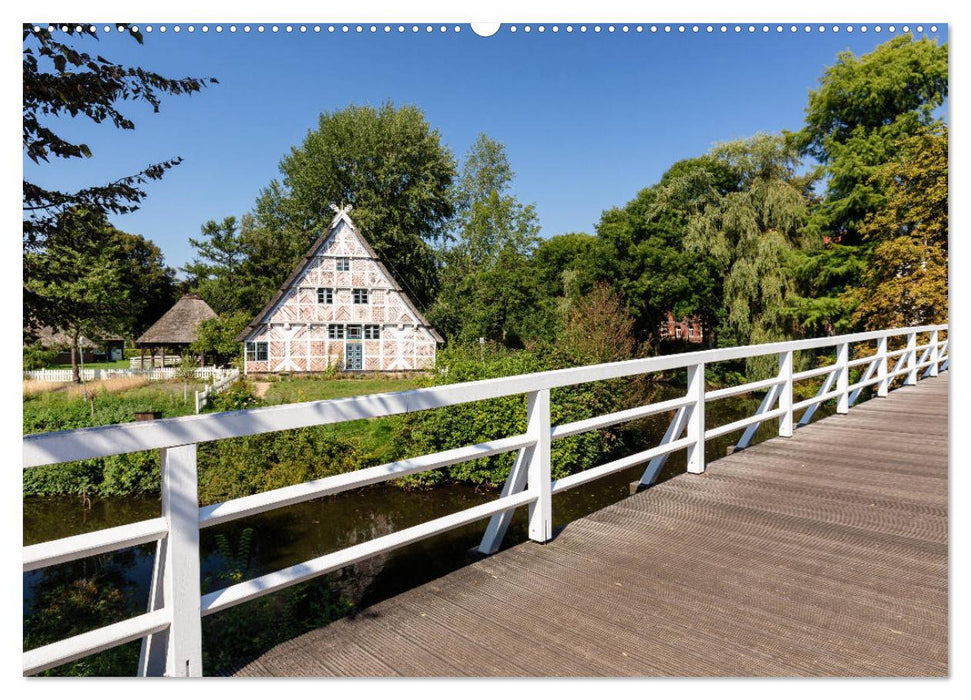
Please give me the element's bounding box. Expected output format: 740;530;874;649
254;102;457;308
191;311;252;367
109;231;179;337
428;135;546;346
183;217;247;314
528;232;600;329
790;34;948;331
234;189;317;314
850;126;948;329
593;157;734;351
25;209;133;381
23;24;215;331
684;133;814;375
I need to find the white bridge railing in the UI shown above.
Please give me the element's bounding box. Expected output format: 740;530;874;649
194;369;241;414
21;324;948;676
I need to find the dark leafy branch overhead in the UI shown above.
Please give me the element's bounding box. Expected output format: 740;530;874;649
22;23;217;249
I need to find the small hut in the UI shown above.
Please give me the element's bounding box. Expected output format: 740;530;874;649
135;293;217;368
26;325;125;364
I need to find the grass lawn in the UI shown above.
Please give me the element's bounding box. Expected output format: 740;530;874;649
261;376;429;405
23;378;208;434
260;376;431;464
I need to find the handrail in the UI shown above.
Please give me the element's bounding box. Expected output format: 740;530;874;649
22;324;947;469
21;323;948;676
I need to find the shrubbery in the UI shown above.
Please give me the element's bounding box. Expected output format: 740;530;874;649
390;344;638;488
23;385;193;498
24;341;61;370
23;334;648;500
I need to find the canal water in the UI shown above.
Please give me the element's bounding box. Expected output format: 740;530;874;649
23;383;841;672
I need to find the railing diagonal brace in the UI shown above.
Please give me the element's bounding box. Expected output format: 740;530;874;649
799;367;838;426
477;444;533;555
637;405;689;488
735;382;782;450
848;358;879;407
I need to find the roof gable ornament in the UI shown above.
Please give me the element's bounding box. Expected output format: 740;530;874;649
329;202;355;228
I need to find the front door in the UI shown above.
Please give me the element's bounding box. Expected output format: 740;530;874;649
345;342;363;370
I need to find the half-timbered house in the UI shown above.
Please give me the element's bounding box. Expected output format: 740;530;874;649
237;205;442;374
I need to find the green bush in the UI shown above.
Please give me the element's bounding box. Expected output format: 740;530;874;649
197;428;363;503
206;379;265;412
24;342;61;370
391;345;633;488
23;384;196;497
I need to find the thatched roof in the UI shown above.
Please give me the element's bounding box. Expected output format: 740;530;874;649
25;325;123;348
136;293;217;346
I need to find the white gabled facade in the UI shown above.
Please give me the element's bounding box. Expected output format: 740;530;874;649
239;207;442;374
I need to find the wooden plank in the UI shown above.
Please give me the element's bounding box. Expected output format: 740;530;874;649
234;374;947;677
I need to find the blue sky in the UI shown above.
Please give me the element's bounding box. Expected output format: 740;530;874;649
24;24;948;271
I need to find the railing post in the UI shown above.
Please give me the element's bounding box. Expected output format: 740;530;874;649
160;444;203;677
836;343;849;414
527;389;552;544
778;351;793;437
877;335;889;397
928;330;939;377
906;332;918;386
686;363;706;474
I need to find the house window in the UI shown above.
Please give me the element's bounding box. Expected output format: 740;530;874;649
335;257;350;271
675;326;683;339
364;324;381;340
687;326;694;337
328;324;345;339
352;288;369;304
317;288;333;304
246;341;268;362
347;325;363;340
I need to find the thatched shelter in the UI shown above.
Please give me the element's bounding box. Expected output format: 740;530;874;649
135;293;217;368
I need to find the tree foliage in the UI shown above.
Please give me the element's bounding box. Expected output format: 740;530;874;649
255;102;457;308
594;156;734;350
183;217;247;315
428;134;548;346
25;209;134;380
23;24;214;333
191;312;252;367
558;283;642;364
23;24;215;247
850;126;948;329
25;207;178;379
790;34;948;331
684;133;814;374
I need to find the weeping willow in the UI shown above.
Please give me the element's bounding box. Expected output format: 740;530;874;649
684;133;815;378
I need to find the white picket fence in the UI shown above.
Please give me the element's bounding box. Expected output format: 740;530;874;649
20;324;948;676
130;356;183;370
194;369;241;413
24;367;238;383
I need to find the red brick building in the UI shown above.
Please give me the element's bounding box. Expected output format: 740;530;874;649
658;312;704;344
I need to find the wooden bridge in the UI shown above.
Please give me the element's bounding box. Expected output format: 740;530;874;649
235;374;947;677
22;325;948;677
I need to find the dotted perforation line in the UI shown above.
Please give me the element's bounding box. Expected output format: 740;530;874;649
30;24;941;36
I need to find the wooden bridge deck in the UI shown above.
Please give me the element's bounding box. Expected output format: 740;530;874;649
233;375;948;677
